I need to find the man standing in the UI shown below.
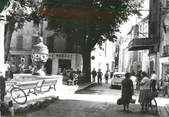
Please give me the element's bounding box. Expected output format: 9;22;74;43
130;73;137;90
91;68;97;82
97;69;103;85
150;71;157;92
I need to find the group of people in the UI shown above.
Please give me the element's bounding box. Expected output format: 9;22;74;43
91;68;110;85
120;71;157;112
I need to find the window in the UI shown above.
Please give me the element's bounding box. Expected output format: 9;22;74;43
167;0;169;7
16;34;23;50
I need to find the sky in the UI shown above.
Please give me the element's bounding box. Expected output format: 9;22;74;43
117;0;149;36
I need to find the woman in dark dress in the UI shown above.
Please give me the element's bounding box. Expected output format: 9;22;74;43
121;72;134;112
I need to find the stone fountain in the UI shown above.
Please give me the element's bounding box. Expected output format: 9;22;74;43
31;36;49;76
12;36;63;89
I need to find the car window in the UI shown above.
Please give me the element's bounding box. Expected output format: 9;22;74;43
114;74;125;78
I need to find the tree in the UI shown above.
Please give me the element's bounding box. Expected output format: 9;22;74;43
0;0;9;12
41;0;143;82
0;0;43;61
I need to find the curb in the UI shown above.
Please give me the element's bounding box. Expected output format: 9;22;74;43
75;82;97;93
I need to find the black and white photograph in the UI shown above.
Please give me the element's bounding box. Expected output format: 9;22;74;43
0;0;168;117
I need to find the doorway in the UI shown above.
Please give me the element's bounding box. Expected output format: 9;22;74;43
59;59;71;72
45;58;52;74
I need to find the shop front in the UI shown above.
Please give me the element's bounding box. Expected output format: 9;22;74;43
49;53;82;75
159;57;169;80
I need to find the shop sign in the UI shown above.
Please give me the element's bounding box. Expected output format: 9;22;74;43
49;53;73;58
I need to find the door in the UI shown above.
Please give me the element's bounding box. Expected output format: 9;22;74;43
59;59;71;72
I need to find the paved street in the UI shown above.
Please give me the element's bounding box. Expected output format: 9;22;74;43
15;82;157;117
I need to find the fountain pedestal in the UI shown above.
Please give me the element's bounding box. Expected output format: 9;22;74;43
31;36;48;76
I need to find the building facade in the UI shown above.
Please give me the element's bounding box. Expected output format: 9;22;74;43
9;21;82;75
159;0;169;80
128;16;150;73
91;40;116;74
118;36;131;72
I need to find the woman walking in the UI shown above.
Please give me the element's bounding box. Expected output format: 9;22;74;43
121;72;134;112
138;72;151;112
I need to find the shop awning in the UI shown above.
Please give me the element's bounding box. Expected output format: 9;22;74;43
10;50;31;55
128;38;156;51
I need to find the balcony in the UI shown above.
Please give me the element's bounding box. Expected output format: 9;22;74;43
128;38;156;51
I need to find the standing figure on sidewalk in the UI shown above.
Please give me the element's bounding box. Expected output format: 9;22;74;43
97;69;103;85
138;72;151;112
150;71;157;92
121;72;134;112
19;57;25;73
91;68;97;82
163;71;169;97
130;73;137;90
104;71;109;84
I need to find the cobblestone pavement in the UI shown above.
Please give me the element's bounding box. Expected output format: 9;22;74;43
15;81;157;117
17;100;155;117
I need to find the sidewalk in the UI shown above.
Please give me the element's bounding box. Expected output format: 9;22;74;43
157;97;169;117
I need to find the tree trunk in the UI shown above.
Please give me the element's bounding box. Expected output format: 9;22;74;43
82;51;91;83
4;22;15;61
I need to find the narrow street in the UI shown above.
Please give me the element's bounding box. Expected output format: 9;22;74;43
16;81;156;117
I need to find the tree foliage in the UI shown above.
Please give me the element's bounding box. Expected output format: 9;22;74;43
40;0;143;81
2;0;43;60
42;0;143;50
0;0;9;12
1;0;144;82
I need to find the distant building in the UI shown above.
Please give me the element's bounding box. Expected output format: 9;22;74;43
118;36;131;72
91;40;116;74
127;0;161;79
128;16;149;73
159;0;169;80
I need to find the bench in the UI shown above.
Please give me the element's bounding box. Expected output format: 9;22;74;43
6;78;58;95
15;81;40;95
38;79;58;93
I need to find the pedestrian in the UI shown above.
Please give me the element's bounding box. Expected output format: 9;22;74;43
130;72;137;90
150;71;157;92
110;72;114;78
97;69;103;85
76;68;81;75
69;68;74;80
19;58;25;73
91;68;97;82
28;65;33;73
4;60;10;80
121;72;134;112
138;72;151;112
163;71;169;97
104;71;109;84
136;70;142;90
0;71;7;102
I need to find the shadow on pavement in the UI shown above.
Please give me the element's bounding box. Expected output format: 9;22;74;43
15;99;158;117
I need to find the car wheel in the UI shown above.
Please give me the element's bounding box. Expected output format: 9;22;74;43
111;85;114;89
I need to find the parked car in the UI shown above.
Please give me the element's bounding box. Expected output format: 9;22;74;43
111;72;125;88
